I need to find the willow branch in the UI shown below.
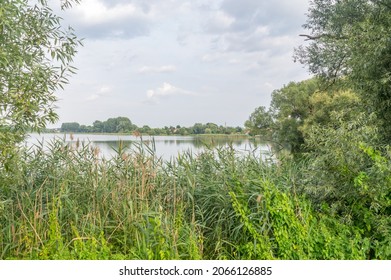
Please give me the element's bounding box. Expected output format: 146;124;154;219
299;34;348;41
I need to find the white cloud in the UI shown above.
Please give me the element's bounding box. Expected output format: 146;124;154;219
99;86;112;94
86;94;100;101
138;65;177;74
73;0;140;25
67;0;153;38
201;52;228;63
146;82;195;103
206;10;236;32
264;82;274;90
85;86;112;101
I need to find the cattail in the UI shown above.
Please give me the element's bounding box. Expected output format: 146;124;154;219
93;146;100;158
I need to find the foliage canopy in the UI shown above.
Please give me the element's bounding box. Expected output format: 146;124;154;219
295;0;391;141
0;0;81;167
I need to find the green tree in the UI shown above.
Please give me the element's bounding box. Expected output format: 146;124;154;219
269;78;319;153
192;123;205;134
92;120;104;133
116;116;135;133
100;117;137;133
295;0;391;142
61;122;80;132
103;118;116;133
299;110;391;258
178;127;189;136
139;125;151;134
0;0;81;168
300;89;364;140
79;125;92;133
205;123;219;134
244;106;273;136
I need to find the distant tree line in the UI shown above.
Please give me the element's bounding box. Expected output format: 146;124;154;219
60;116;244;135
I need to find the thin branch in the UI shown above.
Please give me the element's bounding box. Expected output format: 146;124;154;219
299;34;325;41
299;34;348;41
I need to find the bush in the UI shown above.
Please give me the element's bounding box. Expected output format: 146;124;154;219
299;112;391;258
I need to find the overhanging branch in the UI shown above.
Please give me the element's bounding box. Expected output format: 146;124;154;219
299;34;348;41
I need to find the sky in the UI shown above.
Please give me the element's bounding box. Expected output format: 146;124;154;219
52;0;312;128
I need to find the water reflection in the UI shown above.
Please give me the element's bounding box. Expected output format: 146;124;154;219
26;133;272;161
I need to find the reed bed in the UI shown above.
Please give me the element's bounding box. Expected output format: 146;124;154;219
0;139;370;259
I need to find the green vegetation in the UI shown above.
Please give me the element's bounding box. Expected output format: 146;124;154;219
2;140;386;260
0;0;81;170
1;0;390;260
60;117;244;136
295;0;391;141
243;0;391;259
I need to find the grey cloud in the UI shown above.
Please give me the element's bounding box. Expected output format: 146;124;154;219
201;0;308;55
221;0;307;35
65;0;153;39
67;0;199;39
144;82;195;104
99;0;152;13
224;32;297;55
138;65;177;74
221;0;261;20
75;20;150;39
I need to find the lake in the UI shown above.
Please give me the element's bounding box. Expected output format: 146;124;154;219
26;133;273;162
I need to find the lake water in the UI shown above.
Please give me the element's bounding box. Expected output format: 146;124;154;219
26;133;273;162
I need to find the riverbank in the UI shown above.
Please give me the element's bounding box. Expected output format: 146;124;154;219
0;138;377;260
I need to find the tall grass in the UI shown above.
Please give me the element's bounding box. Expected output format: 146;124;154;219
0;138;375;259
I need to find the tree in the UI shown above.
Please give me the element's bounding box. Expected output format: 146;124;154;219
177;127;189;136
299;110;391;258
103;118;116;133
139;125;152;134
244;106;273;136
115;116;135;133
269;78;319;153
300;89;364;139
192;123;205;134
93;120;104;133
0;0;81;168
79;125;92;133
295;0;391;142
61;122;80;132
99;117;136;133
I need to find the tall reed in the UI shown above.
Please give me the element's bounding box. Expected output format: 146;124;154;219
0;138;374;259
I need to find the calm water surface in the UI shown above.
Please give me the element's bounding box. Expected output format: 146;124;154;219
26;133;273;161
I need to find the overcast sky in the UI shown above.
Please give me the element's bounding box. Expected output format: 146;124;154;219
53;0;312;128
